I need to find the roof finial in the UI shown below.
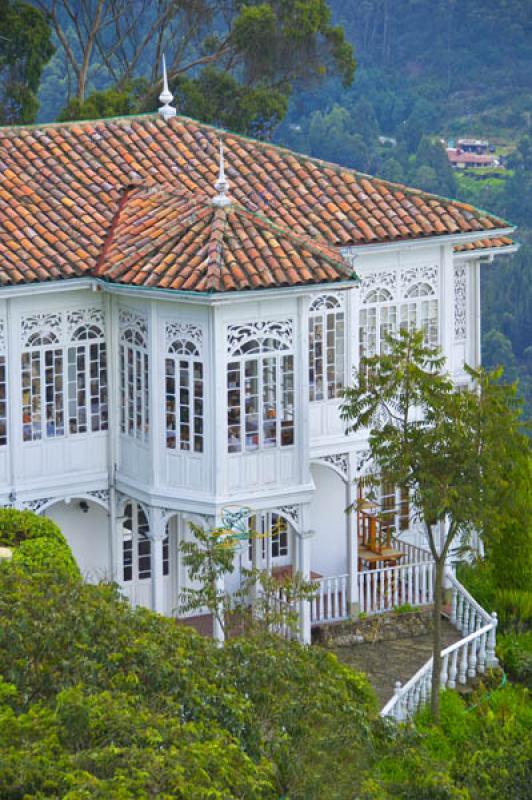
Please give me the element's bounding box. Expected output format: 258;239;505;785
212;139;231;207
159;54;176;119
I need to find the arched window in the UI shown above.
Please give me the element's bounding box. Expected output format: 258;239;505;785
404;282;434;298
165;336;203;453
227;324;294;453
363;287;393;304
359;282;439;359
122;502;151;582
21;329;64;441
308;294;345;401
66;324;107;434
0;323;7;447
120;326;149;441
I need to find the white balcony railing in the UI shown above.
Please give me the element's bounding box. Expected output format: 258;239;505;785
380;569;498;721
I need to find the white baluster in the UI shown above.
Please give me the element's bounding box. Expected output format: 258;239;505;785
487;612;498;667
366;573;371;613
392;681;405;722
458;642;468;684
413;563;420;606
478;632;486;673
393;566;399;606
319;580;325;622
448;650;458;689
358;574;364;613
341;575;347;618
332;577;338;619
468;637;477;678
462;603;470;636
407;565;413;604
440;653;449;688
450;586;457;625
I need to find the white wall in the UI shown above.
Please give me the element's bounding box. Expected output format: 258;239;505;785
309;463;347;578
45;499;109;583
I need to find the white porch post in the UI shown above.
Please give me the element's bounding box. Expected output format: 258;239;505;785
295;527;313;644
212;512;225;645
150;507;166;615
346;469;359;615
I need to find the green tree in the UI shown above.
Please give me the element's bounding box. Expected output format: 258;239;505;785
37;0;355;134
341;329;528;721
0;0;54;123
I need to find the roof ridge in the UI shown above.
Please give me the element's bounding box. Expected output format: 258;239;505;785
94;186;133;276
205;206;228;291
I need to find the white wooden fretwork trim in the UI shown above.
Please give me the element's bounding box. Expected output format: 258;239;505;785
319;452;349;481
453;264;467;341
278;504;300;527
360;271;397;303
67;308;105;338
23;497;51;514
118;308;148;339
309;292;345;312
87;489;110;507
399;265;438;296
21;308;105;347
21;312;63;346
165;322;203;356
226;320;294;356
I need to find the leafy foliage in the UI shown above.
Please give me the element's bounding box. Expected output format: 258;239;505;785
0;507;80;580
0;0;54;123
341;329;529;719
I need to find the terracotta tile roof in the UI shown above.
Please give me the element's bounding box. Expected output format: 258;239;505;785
0;114;514;292
95;186;355;291
453;236;514;253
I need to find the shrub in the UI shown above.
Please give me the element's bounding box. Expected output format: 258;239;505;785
12;537;80;580
498;632;532;687
0;508;80;580
494;588;532;632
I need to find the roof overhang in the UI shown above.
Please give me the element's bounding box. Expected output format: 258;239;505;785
340;227;515;260
0;276;359;305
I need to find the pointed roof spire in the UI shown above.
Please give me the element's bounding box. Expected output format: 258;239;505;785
159;54;176;119
212;139;231;208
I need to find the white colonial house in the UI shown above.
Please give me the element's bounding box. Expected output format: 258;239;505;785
0;78;515;659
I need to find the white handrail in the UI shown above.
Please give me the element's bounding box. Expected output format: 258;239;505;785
381;570;498;721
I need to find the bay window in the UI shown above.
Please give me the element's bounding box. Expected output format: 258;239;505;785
165;335;204;453
308;294;345;401
227;348;294;453
120;326;149;441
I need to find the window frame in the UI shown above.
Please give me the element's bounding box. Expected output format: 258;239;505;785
227;347;295;454
308;294;346;402
120;327;149;442
165;337;204;454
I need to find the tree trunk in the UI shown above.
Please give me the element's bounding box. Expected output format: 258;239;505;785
430;555;444;722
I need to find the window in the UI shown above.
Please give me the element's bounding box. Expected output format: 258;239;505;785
359;282;438;360
122;502;151;581
380;482;410;533
22;331;64;441
0;354;7;447
67;324;107;434
120;328;149;441
165;336;203;453
309;294;345;401
247;512;290;564
21;311;107;443
227;352;294;452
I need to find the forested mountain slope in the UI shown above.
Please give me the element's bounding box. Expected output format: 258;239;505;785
274;0;532;412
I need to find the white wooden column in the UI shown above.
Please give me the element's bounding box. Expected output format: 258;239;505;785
346;462;358;614
212;511;225;645
149;507;167;615
294;513;313;644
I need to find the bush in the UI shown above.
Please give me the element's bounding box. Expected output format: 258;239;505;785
0;508;79;580
494;589;532;632
498;633;532;687
0;508;65;547
11;536;79;580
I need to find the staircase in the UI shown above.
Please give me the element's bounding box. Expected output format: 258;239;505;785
380;571;498;721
